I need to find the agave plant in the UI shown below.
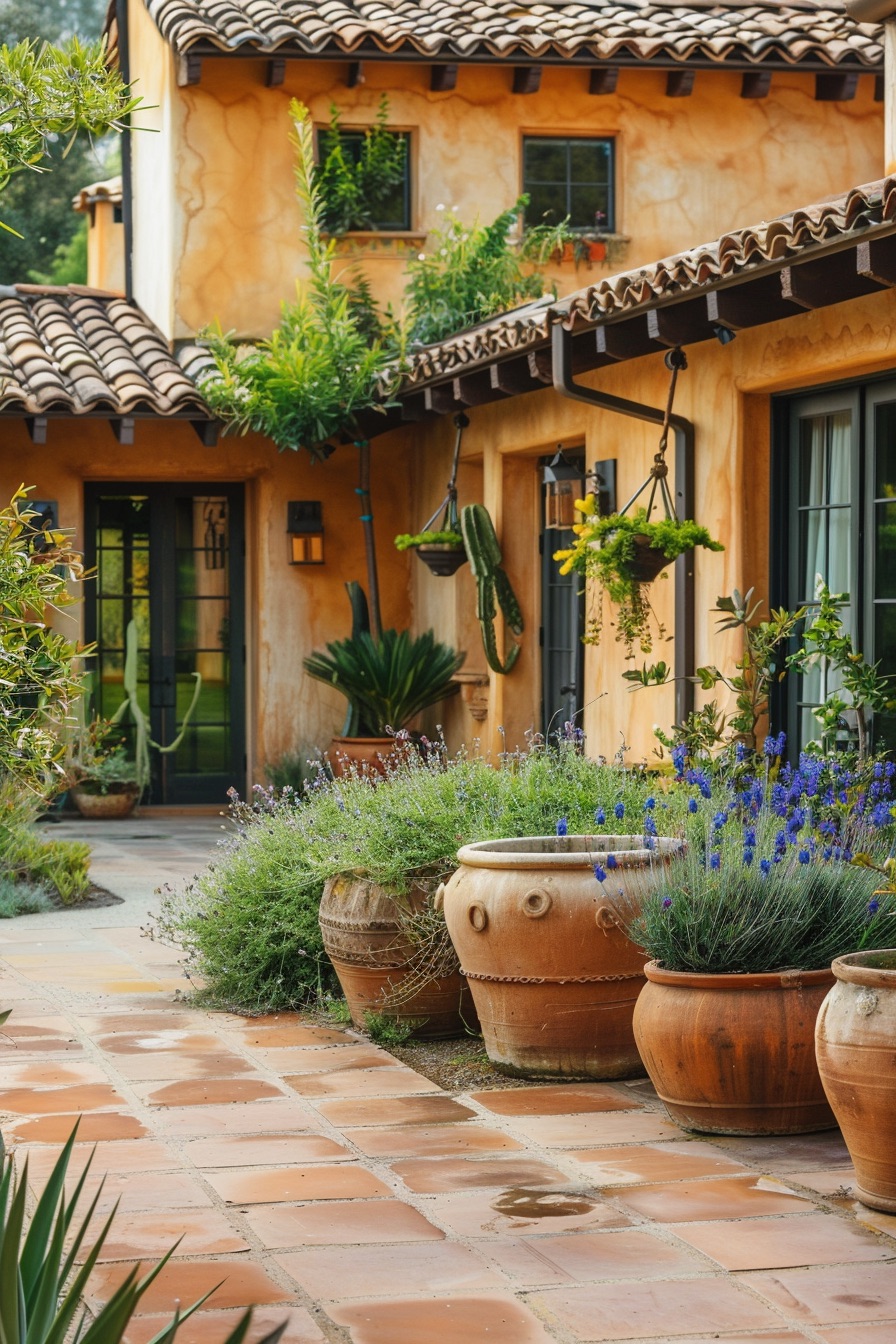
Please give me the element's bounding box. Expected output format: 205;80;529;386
0;1116;285;1344
303;628;464;737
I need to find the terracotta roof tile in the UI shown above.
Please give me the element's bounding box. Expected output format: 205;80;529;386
141;0;883;67
72;176;123;212
0;289;213;420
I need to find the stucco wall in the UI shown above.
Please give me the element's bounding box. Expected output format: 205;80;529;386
131;56;882;342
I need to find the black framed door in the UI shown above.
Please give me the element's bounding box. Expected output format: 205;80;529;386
540;458;585;742
84;483;246;804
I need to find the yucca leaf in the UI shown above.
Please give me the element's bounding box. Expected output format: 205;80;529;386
0;1170;28;1344
20;1125;81;1297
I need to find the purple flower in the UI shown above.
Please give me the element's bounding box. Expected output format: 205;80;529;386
614;802;625;820
712;811;727;831
606;853;618;869
743;848;755;865
643;813;658;837
662;896;673;909
644;796;656;810
595;807;606;826
798;848;811;864
763;735;778;759
760;858;772;876
594;864;607;883
743;826;756;847
671;744;687;778
735;742;747;762
556;817;568;836
869;898;881;915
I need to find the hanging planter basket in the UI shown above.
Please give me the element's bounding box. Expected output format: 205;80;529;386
395;413;470;579
627;534;677;584
416;542;468;577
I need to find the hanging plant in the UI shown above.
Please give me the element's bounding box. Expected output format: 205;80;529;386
394;413;469;577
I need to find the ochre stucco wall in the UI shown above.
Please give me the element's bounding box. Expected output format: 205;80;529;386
0;421;415;782
127;48;882;342
398;290;896;762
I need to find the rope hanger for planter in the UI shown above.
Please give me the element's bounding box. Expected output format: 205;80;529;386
615;347;686;523
418;411;469;536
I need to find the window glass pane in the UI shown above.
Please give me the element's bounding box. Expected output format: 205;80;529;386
876;501;896;600
523;139;567;182
318;128;410;230
523;136;614;231
568;185;610;230
874;401;896;497
568;140;610;182
526;184;565;227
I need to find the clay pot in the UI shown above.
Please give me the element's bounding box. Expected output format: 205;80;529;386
441;834;683;1080
318;875;475;1040
815;949;896;1211
634;962;836;1135
415;544;467;577
70;785;140;819
328;736;397;778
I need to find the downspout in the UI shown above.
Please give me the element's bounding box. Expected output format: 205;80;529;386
114;0;134;299
551;320;696;726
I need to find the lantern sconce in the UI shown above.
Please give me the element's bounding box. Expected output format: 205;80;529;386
287;501;325;565
542;450;617;530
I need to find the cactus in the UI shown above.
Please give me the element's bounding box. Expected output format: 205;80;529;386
109;620;203;794
460;504;523;675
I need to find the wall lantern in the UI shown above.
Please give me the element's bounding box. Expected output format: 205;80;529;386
287;500;324;565
542;451;617;530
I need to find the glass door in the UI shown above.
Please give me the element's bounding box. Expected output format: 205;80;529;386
84;483;246;805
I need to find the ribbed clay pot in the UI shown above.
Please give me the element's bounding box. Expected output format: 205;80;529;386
441;834;682;1080
634;962;836;1135
816;949;896;1211
319;874;475;1040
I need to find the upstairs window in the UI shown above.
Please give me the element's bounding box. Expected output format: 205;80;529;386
316;107;411;234
523;136;614;232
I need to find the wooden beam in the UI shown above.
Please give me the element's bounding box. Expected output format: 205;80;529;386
191;419;219;447
176;54;202;87
431;64;458;92
110;417;135;445
706;274;803;330
25;416;47;444
589;67;619;95
875;73;885;102
815;72;859;102
857;236;896;287
424;384;460;416
740;70;771;99
265;58;286;88
490;358;541;396
347;61;364;88
781;249;884;310
596;321;653;362
647;303;710;348
453;371;507;406
400;393;428;421
512;66;542;95
527;349;553;383
666;70;695;98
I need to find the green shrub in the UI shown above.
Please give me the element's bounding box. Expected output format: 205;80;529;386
0;877;52;918
157;742;679;1011
4;826;91;906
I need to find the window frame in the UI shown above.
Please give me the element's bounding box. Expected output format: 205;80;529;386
314;123;413;233
521;133;616;233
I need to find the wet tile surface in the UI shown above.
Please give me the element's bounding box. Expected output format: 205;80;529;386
611;1174;814;1222
389;1154;572;1192
669;1212;894;1270
532;1276;784;1339
744;1264;896;1324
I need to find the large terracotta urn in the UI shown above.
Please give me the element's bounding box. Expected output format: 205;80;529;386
441;834;682;1079
816;949;896;1210
319;875;475;1039
328;737;396;778
634;962;836;1135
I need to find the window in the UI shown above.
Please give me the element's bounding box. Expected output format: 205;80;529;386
776;381;896;752
316;127;411;232
522;136;614;232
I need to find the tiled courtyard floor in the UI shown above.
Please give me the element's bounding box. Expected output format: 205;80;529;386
2;817;896;1344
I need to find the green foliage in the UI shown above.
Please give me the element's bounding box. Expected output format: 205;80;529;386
0;1120;286;1344
27;217;87;284
264;748;324;797
787;578;894;763
362;1011;421;1045
4;827;91;905
460;504;523;674
555;504;724;656
315;95;408;234
303;628;464;738
394;531;464;551
199;101;393;461
0;877;53;918
154;742;678;1010
403;195;566;347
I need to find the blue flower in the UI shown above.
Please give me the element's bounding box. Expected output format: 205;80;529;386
595;807;606;826
556;817;568;836
671;744;687;777
594;864;607;883
644;796;656;810
871;802;893;827
662;896;673;909
643;813;658;837
823;846;833;861
709;852;721;870
869;898;881;916
712;811;727;831
686;768;712;799
688;798;698;814
798;848;810;864
606;853;618;869
735;742;747;762
763;735;778;758
614;802;625;820
760;858;772;876
743;848;755;865
743;826;756;848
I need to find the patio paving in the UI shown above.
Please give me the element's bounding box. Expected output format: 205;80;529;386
2;816;896;1344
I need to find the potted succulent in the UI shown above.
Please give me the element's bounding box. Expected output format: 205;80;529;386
627;744;896;1135
554;503;724;655
66;717;142;818
303;626;465;775
394;529;467;577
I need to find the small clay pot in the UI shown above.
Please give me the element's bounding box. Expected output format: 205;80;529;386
816;949;896;1211
70;785;140;819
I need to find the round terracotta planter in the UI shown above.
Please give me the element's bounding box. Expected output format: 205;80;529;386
319;875;475;1040
816;949;896;1211
441;834;683;1080
70;785;140;819
634;962;836;1135
328;737;397;778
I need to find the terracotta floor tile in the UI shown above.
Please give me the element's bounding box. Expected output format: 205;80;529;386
389;1154;573;1193
204;1163;392;1204
150;1103;323;1138
86;1260;292;1315
483;1227;710;1286
507;1111;682;1147
428;1188;632;1238
5;1112;148;1144
123;1307;326;1344
533;1276;782;1340
109;1052;257;1082
854;1207;896;1240
710;1130;852;1171
183;1134;352;1168
817;1328;896;1343
745;1264;896;1324
86;1210;250;1261
783;1169;858;1197
342;1123;524;1158
278;1231;502;1295
139;1078;286;1107
470;1085;637;1117
565;1140;752;1185
248;1046;394;1072
236;1025;356;1047
285;1069;438;1100
77;1013;201;1034
0;1061;109;1087
0;1014;76;1038
20;1138;177;1179
1;1084;126;1114
96;1031;224;1056
612;1174;815;1223
54;1169;215;1214
670;1213;893;1270
0;1037;83;1054
244;1198;445;1248
326;1294;556;1343
277;1240;502;1299
313;1095;476;1127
